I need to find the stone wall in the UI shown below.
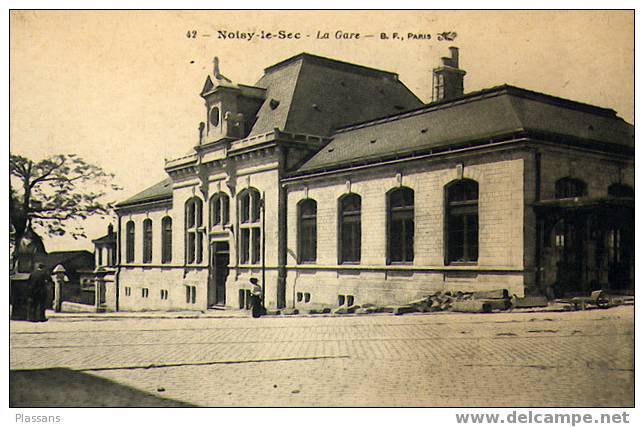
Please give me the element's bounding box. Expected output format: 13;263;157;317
284;148;528;309
114;142;633;312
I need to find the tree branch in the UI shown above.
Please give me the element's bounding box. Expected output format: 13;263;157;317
28;158;66;188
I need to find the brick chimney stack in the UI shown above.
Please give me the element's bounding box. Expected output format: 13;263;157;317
432;47;466;102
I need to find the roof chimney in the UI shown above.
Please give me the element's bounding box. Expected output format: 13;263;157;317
213;56;220;77
432;47;466;102
107;224;114;238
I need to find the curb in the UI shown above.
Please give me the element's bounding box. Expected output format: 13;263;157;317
39;302;634;321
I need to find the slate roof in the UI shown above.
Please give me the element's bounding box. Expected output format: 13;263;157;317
115;178;173;207
249;53;423;137
294;85;634;174
120;54;423;209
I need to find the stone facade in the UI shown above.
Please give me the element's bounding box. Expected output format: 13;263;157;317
111;51;634;312
285;149;528;310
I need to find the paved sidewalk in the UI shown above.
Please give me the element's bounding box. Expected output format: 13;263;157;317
10;305;634;407
43;299;624;320
44;308;250;320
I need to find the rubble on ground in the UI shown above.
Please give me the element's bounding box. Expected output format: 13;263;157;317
511;295;548;308
276;289;633;317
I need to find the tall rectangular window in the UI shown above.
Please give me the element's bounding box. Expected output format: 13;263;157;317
240;192;250;223
240;228;250;264
298;199;317;262
142;219;153;263
339;194;361;263
185;198;203;264
187;233;196;264
161;217;172;263
388;188;414;263
238;189;261;265
126;221;135;263
210;193;230;227
251;228;261;264
446;179;479;263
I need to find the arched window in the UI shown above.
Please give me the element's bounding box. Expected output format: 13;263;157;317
142;219;153;263
608;183;634;198
388;187;414;263
339;193;361;264
185;197;203;264
446;179;479;264
125;221;135;263
210;192;230;228
555;177;587;199
161;216;172;264
238;188;261;264
297;199;317;263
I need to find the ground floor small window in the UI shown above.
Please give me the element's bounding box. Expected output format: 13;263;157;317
141;288;149;298
160;289;169;300
185;285;196;304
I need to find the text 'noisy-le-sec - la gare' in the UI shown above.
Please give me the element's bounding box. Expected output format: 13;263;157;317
190;30;447;41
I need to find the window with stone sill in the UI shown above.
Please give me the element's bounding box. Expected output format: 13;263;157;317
142;218;153;264
238;188;262;265
387;187;414;264
446;179;479;264
339;193;361;264
185;197;203;264
161;216;172;264
125;221;135;263
297;198;317;263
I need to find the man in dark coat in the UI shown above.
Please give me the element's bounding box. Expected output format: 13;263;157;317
28;263;51;322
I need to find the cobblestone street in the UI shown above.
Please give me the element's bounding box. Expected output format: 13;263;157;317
10;306;634;407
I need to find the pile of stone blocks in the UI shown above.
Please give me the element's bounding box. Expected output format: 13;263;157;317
265;288;565;317
510;295;549;309
388;289;515;315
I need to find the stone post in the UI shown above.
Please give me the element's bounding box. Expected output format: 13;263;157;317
52;264;67;313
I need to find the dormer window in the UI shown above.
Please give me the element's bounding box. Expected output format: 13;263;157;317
209;106;220;127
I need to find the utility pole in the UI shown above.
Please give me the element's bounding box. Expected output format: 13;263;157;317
261;191;266;304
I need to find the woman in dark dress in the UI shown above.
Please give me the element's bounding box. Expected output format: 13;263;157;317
249;277;264;318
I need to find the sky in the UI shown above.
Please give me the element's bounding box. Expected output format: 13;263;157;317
9;10;634;252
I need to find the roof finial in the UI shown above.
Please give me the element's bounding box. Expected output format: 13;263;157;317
213;57;220;77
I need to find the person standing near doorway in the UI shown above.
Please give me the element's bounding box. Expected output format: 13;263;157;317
249;277;264;318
